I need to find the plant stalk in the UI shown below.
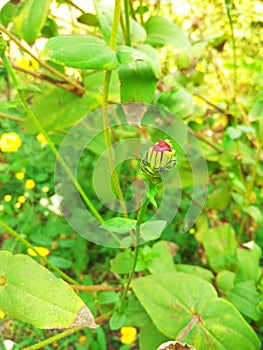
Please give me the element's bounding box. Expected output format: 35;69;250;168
102;0;129;219
0;220;77;285
2;53;104;224
124;0;131;46
119;197;149;311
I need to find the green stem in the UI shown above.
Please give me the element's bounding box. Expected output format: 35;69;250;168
2;53;104;224
139;0;144;24
23;326;84;350
109;0;122;50
124;0;131;46
0;220;77;285
119;197;149;311
225;0;237;122
102;0;129;219
22;311;113;350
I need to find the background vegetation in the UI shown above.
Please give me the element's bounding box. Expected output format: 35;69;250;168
0;0;262;349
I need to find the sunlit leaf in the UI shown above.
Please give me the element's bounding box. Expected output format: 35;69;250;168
0;251;98;329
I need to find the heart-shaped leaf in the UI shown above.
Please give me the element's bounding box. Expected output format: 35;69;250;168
0;251;98;329
133;272;260;350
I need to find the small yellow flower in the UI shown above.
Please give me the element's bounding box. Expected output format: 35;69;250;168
0;132;22;153
120;327;137;345
16;55;39;70
42;186;49;193
0;310;5;319
189;228;195;234
15;202;21;209
4;194;12;202
18;195;26;204
195;117;203;125
16;172;25;180
27;246;49;257
25;179;35;189
78;335;88;346
0;204;4;211
36;133;48;147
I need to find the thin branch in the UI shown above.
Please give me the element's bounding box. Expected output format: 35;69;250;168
70;284;124;291
192;131;223;154
65;0;85;13
0;60;81;95
193;93;228;115
0;24;85;96
0;112;24;123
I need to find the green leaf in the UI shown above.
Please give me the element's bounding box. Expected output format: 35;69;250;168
77;13;99;27
24;87;87;133
227;280;262;321
155;88;194;118
118;60;157;103
139;321;169;350
0;2;18;27
0;251;97;329
235;242;262;283
242;205;263;225
133;272;261;350
100;217;136;234
206;185;231;210
125;295;151;327
175;264;214;283
144;16;192;56
216;270;235;293
13;0;52;44
248;91;263;122
141;220;166;241
97;291;119;305
48;256;73;269
110;250;134;274
147;241;175;274
41;35;118;70
109;310;126;330
200;224;237;273
117;44;161;78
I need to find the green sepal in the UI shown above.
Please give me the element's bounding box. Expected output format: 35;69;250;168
146;186;158;207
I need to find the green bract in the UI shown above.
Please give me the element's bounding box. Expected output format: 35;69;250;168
140;139;177;184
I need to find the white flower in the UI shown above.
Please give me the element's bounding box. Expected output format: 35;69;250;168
48;194;63;216
4;339;16;350
39;198;49;207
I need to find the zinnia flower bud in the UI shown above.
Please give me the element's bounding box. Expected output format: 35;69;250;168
140;139;177;184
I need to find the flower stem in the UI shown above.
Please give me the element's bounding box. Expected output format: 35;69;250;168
102;0;129;219
2;53;104;224
0;220;77;285
119;197;149;312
